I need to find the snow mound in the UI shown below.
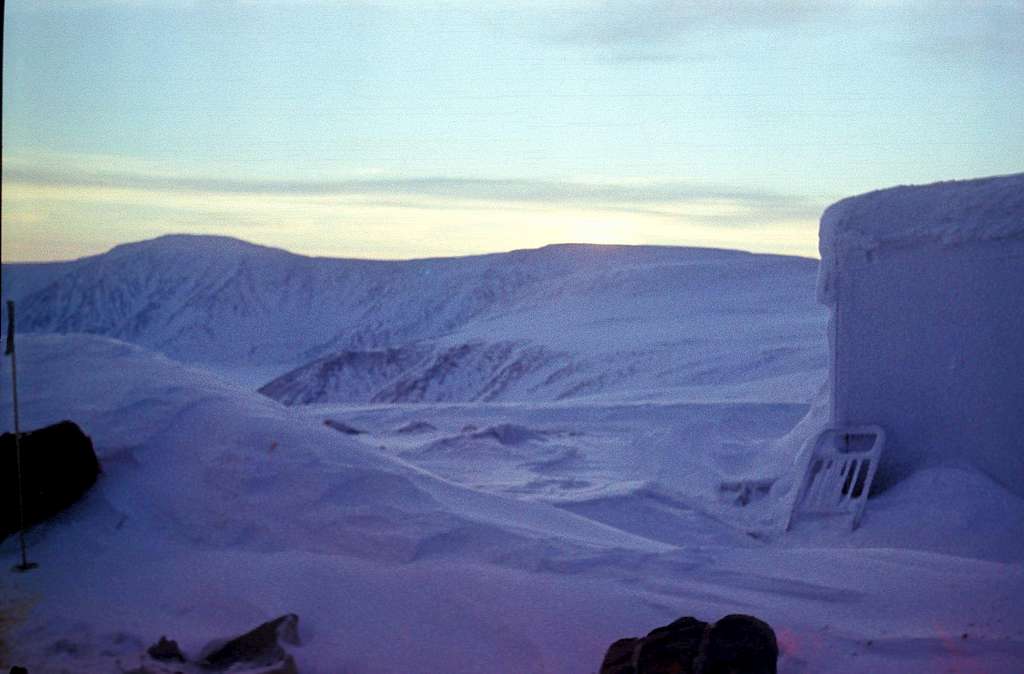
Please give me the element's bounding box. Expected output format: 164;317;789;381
0;335;662;558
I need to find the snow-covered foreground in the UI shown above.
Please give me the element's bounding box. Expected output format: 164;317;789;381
3;335;1022;673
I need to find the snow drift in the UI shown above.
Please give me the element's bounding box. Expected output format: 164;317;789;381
2;334;1022;674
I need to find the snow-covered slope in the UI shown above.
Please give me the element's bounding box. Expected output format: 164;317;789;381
260;246;826;404
4;235;430;366
2;236;826;402
2;335;1021;674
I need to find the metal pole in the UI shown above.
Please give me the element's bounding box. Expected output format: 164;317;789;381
7;301;36;571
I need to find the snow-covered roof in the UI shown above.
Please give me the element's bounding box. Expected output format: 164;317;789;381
817;173;1024;304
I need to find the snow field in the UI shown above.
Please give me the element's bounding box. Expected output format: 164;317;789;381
2;334;1022;673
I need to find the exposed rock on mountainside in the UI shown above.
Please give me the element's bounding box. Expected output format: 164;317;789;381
260;339;573;404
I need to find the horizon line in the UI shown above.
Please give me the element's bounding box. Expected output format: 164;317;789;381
0;232;822;266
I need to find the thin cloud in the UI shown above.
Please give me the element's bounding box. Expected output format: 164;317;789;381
909;1;1024;59
554;0;845;46
4;163;817;217
3;158;824;261
549;0;1023;63
589;51;712;65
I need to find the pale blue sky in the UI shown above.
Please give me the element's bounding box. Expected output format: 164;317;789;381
3;1;1022;261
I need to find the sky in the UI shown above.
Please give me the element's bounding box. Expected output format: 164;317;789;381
2;0;1022;262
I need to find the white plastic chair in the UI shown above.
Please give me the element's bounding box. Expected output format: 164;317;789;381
786;425;885;531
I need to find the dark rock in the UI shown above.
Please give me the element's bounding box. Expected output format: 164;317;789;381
600;614;777;674
147;635;186;662
1;421;100;540
636;616;708;674
10;667;29;674
199;613;300;671
696;614;778;674
323;419;364;435
599;637;641;674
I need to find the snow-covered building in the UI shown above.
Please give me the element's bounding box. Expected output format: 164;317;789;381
817;174;1024;496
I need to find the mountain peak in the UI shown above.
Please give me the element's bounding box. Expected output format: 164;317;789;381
107;234;291;259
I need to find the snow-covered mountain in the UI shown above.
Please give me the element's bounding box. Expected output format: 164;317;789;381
1;235;826;402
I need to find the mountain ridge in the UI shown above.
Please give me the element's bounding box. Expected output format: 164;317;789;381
2;234;826;402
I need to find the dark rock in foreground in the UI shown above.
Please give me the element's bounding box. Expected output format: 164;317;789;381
1;421;100;540
601;637;642;674
199;613;300;671
699;614;779;674
138;614;301;673
600;614;777;674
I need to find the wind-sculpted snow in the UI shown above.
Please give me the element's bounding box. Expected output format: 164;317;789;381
2;235;826;403
0;335;657;557
3;335;1023;673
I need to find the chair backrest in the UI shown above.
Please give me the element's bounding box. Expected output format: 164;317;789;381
787;425;885;531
